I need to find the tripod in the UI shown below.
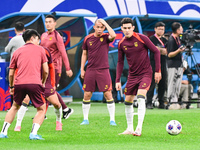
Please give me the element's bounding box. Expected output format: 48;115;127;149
183;48;200;108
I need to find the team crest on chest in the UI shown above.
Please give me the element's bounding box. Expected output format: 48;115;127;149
49;37;53;41
89;41;93;46
100;37;103;42
123;46;127;50
134;42;138;47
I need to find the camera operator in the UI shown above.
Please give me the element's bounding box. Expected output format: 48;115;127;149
147;22;168;109
167;22;186;110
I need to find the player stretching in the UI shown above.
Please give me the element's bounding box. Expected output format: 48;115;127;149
0;29;48;140
14;47;63;131
80;19;117;125
116;18;161;136
40;15;74;119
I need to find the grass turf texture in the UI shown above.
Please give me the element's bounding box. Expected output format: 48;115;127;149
0;101;200;150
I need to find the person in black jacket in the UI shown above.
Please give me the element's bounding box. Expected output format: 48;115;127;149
147;22;168;109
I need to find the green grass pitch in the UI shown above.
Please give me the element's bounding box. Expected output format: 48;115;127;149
0;101;200;150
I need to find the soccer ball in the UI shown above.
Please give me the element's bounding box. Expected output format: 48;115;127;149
166;120;182;135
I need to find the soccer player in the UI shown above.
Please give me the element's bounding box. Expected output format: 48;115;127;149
146;22;168;109
40;15;74;119
14;47;63;131
80;19;117;125
0;29;48;140
116;18;161;136
167;22;185;110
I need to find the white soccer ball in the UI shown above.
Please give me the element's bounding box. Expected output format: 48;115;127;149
166;120;182;135
153;100;159;107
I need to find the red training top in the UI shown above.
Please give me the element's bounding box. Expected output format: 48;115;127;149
116;32;160;83
40;30;71;73
9;43;48;85
82;33;111;70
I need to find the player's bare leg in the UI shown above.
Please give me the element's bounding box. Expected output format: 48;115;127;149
119;95;135;135
0;101;20;138
46;93;62;130
80;91;92;125
104;90;116;126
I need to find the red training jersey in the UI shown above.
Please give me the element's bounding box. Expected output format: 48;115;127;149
40;30;70;73
116;32;160;83
82;33;111;69
9;43;48;85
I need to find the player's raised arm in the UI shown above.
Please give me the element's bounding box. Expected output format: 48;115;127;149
97;19;116;41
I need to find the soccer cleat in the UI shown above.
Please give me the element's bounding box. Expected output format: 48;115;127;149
0;133;8;138
56;121;62;131
80;120;89;125
63;108;74;119
134;128;141;136
118;129;134;135
14;126;21;132
29;133;44;140
133;132;141;136
110;120;117;126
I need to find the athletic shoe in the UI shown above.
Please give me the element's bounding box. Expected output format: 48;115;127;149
80;120;89;125
0;133;8;138
14;126;21;132
29;133;44;140
56;121;62;131
134;128;141;136
63;108;74;119
110;121;117;126
146;104;153;109
168;104;181;110
133;132;141;136
118;129;134;135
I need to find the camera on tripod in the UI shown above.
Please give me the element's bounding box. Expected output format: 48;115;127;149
180;25;200;51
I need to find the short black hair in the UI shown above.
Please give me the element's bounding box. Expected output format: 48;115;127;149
15;22;24;31
22;29;40;42
45;14;56;21
121;18;134;26
171;22;182;33
155;22;165;28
